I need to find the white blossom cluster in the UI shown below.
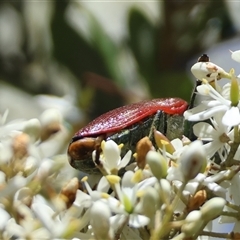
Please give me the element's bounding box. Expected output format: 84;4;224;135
1;51;240;240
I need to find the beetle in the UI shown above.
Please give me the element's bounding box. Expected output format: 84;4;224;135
68;98;189;173
68;53;211;174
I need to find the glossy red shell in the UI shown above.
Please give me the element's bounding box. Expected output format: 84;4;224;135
75;98;188;138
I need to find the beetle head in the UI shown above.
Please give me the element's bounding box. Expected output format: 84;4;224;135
68;137;99;173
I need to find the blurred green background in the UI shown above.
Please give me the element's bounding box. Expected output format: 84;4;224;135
0;0;237;130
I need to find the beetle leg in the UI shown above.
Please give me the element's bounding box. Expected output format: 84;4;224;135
148;110;166;140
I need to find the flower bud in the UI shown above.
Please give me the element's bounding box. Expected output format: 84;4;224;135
0;207;10;230
146;150;167;179
191;62;230;82
90;201;112;240
12;133;30;159
101;140;120;161
179;140;206;180
23;156;38;175
200;197;225;222
230;68;239;107
40;109;62;142
159;179;171;204
36;159;55;180
59;177;79;208
23;118;41;143
138;187;159;228
181;210;204;236
154;130;175;154
136;137;153;169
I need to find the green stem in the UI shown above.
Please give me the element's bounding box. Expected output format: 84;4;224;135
223;126;240;167
150;182;187;239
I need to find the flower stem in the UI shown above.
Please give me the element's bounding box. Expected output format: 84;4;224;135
150;182;187;239
222;126;240;167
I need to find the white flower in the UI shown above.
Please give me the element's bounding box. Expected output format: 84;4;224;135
193;113;233;159
106;171;155;228
32;202;82;239
4;205;50;239
184;82;240;127
93;140;132;174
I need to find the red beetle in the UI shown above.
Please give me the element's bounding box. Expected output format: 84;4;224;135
68;98;188;173
68;54;209;173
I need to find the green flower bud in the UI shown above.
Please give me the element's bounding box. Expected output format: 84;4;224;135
181;210;204;237
146;151;167;179
230;68;239;107
200;197;226;222
138;187;159;228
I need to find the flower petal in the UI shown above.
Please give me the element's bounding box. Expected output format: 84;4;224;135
129;214;149;228
193;122;216;140
231;50;240;63
222;107;240;126
118;150;132;169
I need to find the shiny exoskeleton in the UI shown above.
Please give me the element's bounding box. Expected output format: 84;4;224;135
68;98;188;173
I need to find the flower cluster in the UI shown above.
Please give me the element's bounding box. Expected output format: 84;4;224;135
1;51;240;240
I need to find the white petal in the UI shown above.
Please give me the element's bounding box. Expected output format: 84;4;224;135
31;203;56;230
97;176;110;192
171;138;183;149
103;140;121;170
222;107;240;126
129;214;149;228
203;142;222;158
193;122;216;140
184;104;207;119
107;197;124;214
0;208;10;230
0;175;27;198
231;50;240;63
229;173;240;204
118;150;132;169
137;177;156;190
205;182;226;198
203;100;229;108
187;105;228;121
5;219;24;237
110;214;128;231
122;171;135;188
